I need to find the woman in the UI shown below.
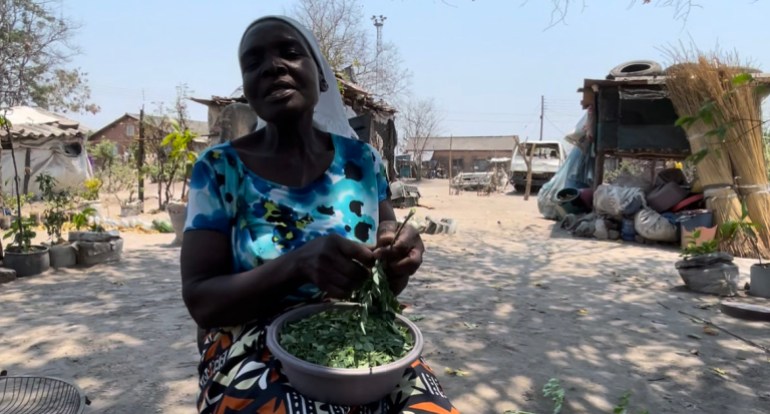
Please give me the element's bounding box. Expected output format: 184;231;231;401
181;16;458;414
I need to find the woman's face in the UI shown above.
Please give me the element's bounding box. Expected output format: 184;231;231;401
239;20;321;123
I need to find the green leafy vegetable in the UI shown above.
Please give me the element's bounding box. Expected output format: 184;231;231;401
280;308;412;369
279;210;419;369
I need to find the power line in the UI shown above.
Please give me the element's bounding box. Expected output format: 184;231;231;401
545;115;568;136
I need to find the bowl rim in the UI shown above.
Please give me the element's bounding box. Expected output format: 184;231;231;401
266;302;424;376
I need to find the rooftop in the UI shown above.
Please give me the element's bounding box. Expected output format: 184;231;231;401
414;135;519;152
0;106;90;141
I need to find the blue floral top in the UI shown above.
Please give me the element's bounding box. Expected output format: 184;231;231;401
184;134;390;307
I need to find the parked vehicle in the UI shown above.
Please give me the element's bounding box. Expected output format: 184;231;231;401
510;141;567;192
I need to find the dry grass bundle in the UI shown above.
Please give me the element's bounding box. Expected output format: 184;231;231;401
745;191;770;258
666;49;770;258
706;187;757;257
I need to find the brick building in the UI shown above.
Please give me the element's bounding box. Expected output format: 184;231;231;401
407;135;519;174
89;113;209;154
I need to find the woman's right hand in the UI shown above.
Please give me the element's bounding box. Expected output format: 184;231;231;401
296;234;377;298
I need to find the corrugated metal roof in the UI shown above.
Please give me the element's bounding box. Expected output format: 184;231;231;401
0;106;88;142
416;135;519;152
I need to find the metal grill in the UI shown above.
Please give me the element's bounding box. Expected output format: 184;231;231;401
0;376;87;414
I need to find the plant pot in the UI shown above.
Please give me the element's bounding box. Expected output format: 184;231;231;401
266;302;424;406
75;237;124;266
49;243;77;268
676;253;740;296
749;264;770;298
69;231;120;243
3;245;50;277
167;202;187;246
120;202;142;218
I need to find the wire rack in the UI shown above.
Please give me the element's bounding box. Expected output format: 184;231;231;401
0;375;88;414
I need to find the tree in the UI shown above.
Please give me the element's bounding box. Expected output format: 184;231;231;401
0;0;97;257
144;84;197;210
0;0;98;114
292;0;410;100
402;98;442;181
536;0;698;26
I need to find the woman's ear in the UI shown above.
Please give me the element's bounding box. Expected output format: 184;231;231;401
320;77;329;92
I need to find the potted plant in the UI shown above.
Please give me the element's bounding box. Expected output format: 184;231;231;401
36;173;77;268
162;120;197;245
69;206;123;266
676;229;740;296
719;204;770;298
265;213;422;405
3;217;50;277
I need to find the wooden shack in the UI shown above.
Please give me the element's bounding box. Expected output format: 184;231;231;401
579;76;691;188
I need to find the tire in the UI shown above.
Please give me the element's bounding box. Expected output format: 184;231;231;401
609;60;663;78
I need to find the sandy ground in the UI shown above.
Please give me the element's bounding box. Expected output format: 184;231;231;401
1;179;769;413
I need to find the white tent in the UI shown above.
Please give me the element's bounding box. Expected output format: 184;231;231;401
0;106;92;197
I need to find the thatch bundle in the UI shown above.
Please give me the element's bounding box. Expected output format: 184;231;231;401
666;53;770;258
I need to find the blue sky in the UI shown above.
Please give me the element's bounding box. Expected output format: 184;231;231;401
64;0;770;141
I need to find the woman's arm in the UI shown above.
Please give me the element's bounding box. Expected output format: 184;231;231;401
181;231;376;329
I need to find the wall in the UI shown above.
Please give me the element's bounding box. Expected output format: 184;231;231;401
90;117;138;154
431;150;512;173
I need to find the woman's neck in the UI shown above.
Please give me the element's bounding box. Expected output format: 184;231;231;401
262;113;328;156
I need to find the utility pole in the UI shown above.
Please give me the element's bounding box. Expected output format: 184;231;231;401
448;134;453;195
371;15;386;96
539;95;545;142
137;106;146;212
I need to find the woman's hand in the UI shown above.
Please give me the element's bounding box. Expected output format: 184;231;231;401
376;220;424;290
297;233;377;299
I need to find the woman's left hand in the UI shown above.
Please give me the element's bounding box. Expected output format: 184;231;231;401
376;220;424;281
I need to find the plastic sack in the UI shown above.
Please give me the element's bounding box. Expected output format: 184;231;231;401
565;112;593;152
538;148;591;220
633;208;678;242
593;184;646;218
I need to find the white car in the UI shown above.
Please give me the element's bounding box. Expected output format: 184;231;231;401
510;141;567;192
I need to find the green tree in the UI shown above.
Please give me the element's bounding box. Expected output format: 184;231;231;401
0;0;98;113
292;0;410;100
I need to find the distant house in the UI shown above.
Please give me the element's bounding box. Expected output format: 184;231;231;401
406;135;519;173
0;106;92;195
89;113;210;154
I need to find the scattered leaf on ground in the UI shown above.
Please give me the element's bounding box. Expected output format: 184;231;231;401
703;326;719;336
444;368;469;377
687;334;701;340
578;309;589;316
689;349;700;356
463;322;478;329
711;367;728;379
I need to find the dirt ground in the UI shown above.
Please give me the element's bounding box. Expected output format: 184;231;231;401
1;179;769;413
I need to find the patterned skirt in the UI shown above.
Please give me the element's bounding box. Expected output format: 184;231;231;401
197;319;459;414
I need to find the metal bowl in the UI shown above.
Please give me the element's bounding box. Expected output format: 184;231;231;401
266;302;424;406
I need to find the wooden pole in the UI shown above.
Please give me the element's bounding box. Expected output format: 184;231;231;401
448;134;453;195
539;95;544;142
522;139;535;201
137;107;145;212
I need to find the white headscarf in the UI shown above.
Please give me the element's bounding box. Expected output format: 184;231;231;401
245;15;358;139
